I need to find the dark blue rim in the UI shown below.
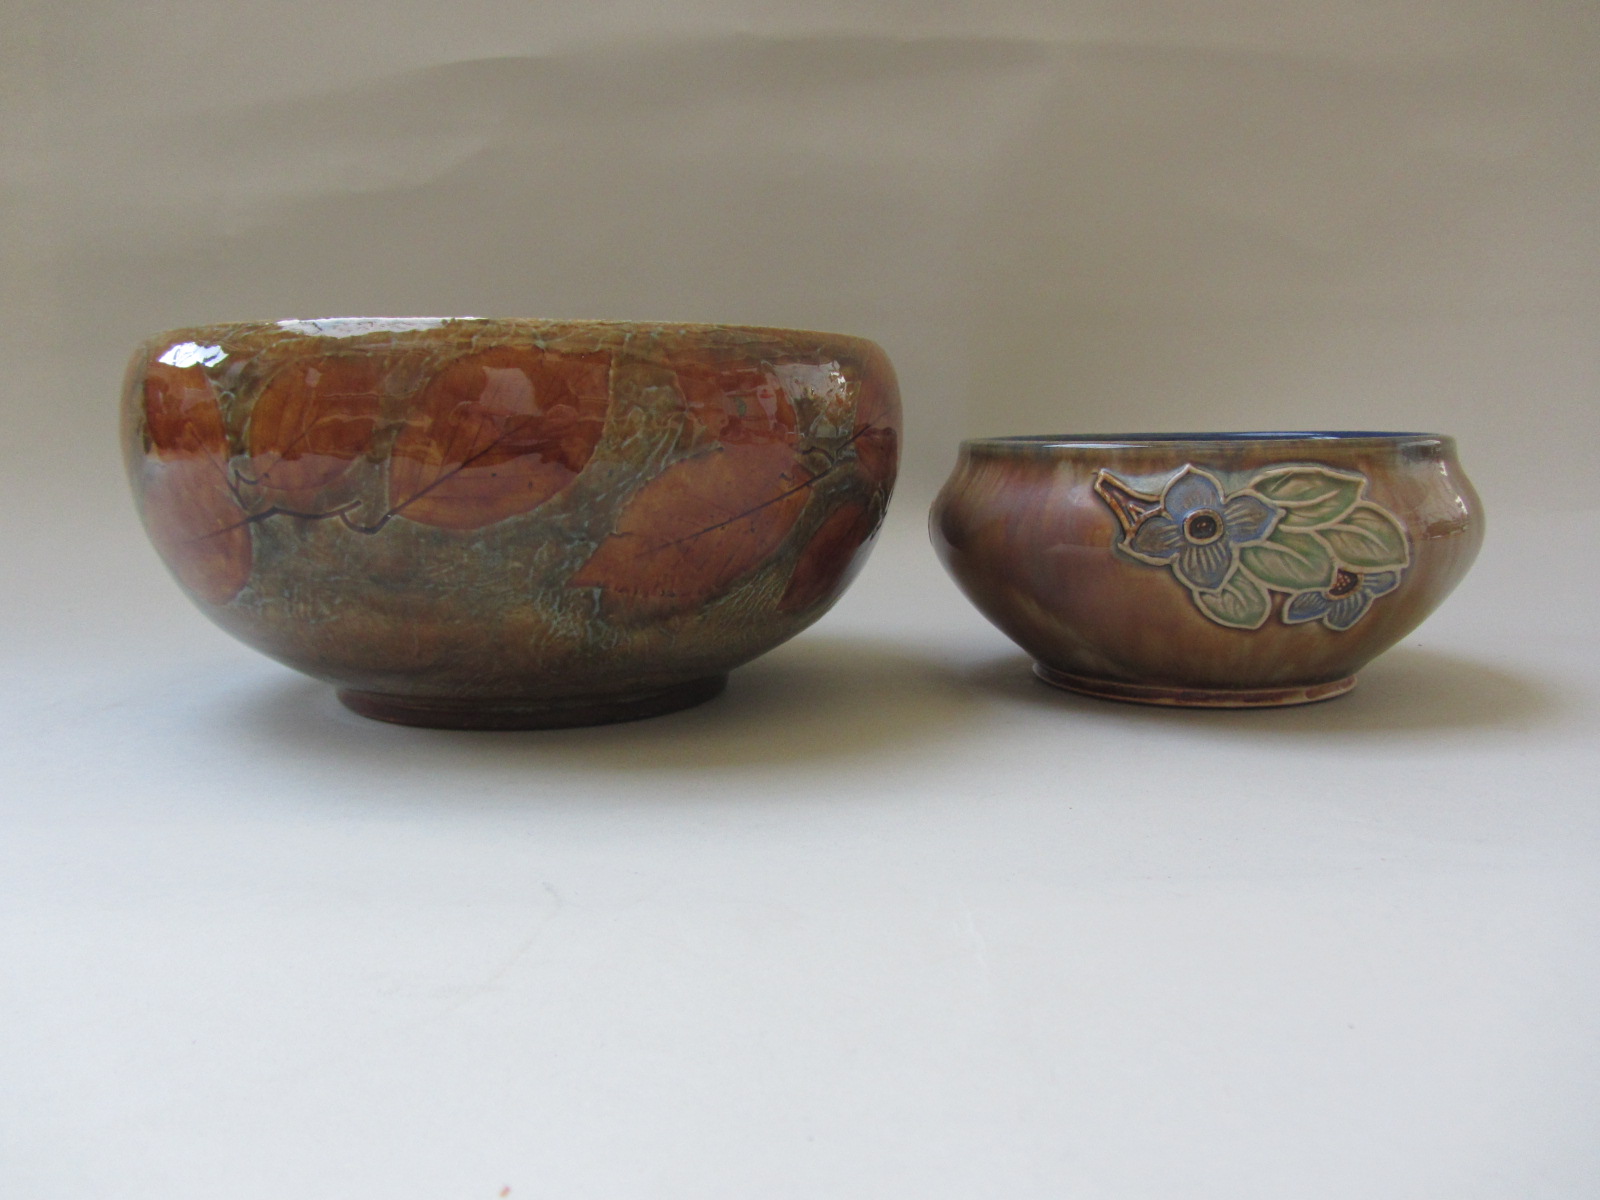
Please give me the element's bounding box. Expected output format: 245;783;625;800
967;431;1443;449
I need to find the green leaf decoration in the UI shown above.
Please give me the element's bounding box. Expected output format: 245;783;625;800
1321;502;1410;570
1239;528;1336;591
1248;467;1364;527
1194;570;1271;630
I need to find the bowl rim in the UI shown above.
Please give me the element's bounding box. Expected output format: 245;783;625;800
962;430;1451;452
143;316;888;350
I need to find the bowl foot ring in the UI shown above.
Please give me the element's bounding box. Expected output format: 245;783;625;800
1033;664;1356;709
338;674;729;730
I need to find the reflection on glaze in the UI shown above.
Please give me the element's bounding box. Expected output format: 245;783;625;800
274;317;466;338
124;319;901;722
156;342;227;369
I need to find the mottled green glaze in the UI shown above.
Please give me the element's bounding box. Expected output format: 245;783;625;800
931;433;1482;707
125;318;900;727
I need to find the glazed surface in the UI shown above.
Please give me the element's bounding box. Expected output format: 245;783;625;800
932;434;1482;697
124;318;899;705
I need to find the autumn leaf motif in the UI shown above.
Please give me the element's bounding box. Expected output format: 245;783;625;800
766;351;900;487
778;500;879;613
245;356;383;508
673;352;799;447
847;343;901;488
570;351;821;615
571;440;814;616
139;360;252;604
388;347;610;530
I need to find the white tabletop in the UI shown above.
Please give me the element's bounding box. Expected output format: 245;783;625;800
3;497;1595;1199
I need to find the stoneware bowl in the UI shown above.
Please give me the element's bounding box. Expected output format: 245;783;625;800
124;317;899;727
931;432;1483;707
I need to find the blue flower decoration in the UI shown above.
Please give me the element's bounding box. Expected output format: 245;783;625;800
1283;569;1401;631
1120;467;1280;591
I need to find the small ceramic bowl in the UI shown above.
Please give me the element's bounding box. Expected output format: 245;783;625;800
124;317;899;727
931;432;1483;707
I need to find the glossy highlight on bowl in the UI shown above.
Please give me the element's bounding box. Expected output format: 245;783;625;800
931;431;1483;707
124;317;900;727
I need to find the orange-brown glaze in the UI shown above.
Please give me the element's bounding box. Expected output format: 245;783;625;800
389;347;610;529
850;342;900;487
572;439;812;616
675;352;799;447
247;356;382;507
124;319;901;728
779;500;877;613
140;362;252;604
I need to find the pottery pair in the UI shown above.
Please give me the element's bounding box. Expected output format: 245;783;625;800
123;319;1483;725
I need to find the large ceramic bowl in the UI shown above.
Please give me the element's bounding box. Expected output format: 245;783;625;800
124;317;899;727
931;432;1483;707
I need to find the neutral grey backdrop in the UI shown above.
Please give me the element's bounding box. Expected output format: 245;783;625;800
6;0;1597;511
4;4;1598;1198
